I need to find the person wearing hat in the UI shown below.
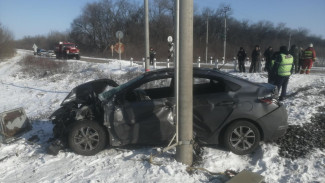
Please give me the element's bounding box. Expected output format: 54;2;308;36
149;47;156;65
271;46;294;101
237;47;247;72
300;43;316;74
249;45;261;73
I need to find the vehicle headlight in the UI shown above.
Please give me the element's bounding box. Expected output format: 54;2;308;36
61;91;76;106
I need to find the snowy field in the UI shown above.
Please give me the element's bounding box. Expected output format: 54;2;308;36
0;50;324;183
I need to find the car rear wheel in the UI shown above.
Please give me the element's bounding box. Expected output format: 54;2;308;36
68;120;107;156
224;121;260;155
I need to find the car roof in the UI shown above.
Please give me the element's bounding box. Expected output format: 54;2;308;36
142;67;259;87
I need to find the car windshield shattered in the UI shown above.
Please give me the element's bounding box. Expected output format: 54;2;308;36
98;75;144;101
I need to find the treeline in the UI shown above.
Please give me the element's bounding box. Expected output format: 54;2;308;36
15;0;325;60
0;23;15;59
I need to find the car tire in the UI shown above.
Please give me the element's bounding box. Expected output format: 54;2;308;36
76;55;80;60
223;121;260;155
68;120;107;156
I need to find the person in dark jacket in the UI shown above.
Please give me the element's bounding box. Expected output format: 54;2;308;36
289;45;300;73
263;46;273;72
237;47;247;72
271;46;294;101
268;51;280;84
298;47;304;72
249;45;261;73
149;47;156;65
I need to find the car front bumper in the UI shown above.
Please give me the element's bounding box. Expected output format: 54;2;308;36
257;103;288;141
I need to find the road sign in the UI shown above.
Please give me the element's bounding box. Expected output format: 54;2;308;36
116;31;124;39
167;36;173;43
114;43;125;54
32;44;38;53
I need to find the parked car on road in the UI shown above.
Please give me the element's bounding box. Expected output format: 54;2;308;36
49;68;288;156
37;49;47;56
46;50;56;57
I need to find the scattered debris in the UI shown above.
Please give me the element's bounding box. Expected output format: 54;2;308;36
276;106;325;159
0;108;31;143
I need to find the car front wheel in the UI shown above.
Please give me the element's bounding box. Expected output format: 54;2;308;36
224;121;260;155
68;120;107;156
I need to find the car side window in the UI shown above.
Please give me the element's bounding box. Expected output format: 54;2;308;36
193;77;226;95
125;78;173;102
139;78;172;89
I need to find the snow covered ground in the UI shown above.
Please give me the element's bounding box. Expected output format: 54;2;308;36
0;50;324;183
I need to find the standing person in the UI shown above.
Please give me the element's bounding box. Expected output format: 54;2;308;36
249;45;261;73
268;51;280;84
263;46;273;72
300;43;316;74
289;45;300;73
271;46;294;101
298;47;304;72
149;47;156;65
237;47;247;72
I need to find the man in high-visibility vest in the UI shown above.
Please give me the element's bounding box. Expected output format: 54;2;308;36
271;46;294;101
300;43;316;74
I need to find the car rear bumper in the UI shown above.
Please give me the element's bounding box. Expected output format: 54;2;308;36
257;103;288;141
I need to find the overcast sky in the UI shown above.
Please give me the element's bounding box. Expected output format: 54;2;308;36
0;0;324;40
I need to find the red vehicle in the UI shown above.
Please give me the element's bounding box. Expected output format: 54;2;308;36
55;42;80;60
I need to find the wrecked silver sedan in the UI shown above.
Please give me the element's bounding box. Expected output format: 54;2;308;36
49;68;288;156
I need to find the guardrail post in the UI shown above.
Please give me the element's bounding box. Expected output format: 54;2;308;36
210;57;213;65
154;58;157;69
214;59;218;69
222;57;225;65
142;57;145;68
261;58;264;72
130;57;133;67
233;57;237;72
197;56;201;68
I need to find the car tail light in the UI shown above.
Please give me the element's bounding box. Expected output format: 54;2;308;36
259;97;273;104
259;95;279;105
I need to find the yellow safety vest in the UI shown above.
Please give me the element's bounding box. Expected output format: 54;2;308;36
277;54;293;76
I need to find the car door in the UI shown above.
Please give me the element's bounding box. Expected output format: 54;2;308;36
192;77;236;142
112;77;175;145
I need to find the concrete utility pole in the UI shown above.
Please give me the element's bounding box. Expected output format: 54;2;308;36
205;15;209;63
175;0;193;166
288;33;292;49
222;6;231;63
174;0;180;145
144;0;150;72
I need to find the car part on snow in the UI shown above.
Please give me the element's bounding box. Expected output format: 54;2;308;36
47;139;65;155
226;170;265;183
0;108;31;143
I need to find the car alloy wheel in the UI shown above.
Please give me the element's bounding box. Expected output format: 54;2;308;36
68;120;107;156
74;126;100;151
224;121;260;155
230;126;256;150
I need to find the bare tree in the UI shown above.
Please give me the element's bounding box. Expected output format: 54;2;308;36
0;23;15;58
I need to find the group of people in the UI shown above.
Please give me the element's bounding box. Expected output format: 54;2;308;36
236;44;316;74
237;44;317;101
